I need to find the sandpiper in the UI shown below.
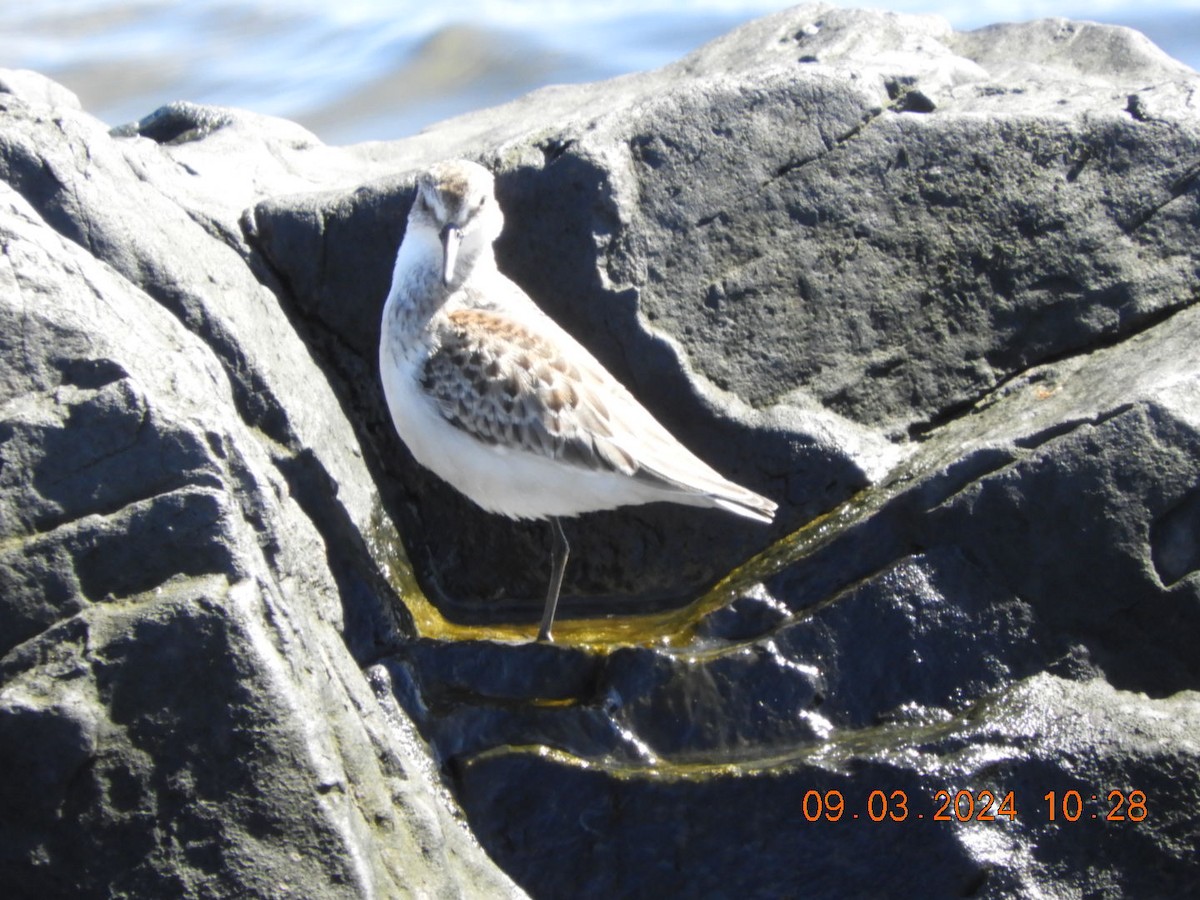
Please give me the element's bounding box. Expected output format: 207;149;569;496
379;159;776;641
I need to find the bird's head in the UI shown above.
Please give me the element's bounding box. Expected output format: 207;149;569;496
409;159;505;288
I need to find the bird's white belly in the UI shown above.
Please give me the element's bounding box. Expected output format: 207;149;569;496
380;350;664;520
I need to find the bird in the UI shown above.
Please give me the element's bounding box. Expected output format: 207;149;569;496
379;159;777;641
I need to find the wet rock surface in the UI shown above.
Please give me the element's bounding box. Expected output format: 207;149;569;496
3;5;1200;898
0;70;520;898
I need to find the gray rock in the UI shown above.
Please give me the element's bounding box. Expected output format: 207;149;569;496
460;674;1200;898
3;3;1200;899
0;69;81;111
0;70;522;899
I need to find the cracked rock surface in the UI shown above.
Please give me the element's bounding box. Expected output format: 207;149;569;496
0;69;521;900
3;5;1200;898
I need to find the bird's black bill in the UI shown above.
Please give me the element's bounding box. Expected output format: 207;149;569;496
440;224;462;286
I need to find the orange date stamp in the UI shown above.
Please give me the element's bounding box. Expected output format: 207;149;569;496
796;788;1148;823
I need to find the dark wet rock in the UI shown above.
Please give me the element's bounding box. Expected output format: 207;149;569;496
3;4;1200;899
461;675;1200;899
0;66;521;899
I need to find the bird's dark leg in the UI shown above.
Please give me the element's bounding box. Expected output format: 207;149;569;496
537;517;569;642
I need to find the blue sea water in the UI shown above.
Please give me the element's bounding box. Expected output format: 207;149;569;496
1;1;1197;145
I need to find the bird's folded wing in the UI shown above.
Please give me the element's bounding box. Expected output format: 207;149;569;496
422;307;776;521
422;308;641;476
